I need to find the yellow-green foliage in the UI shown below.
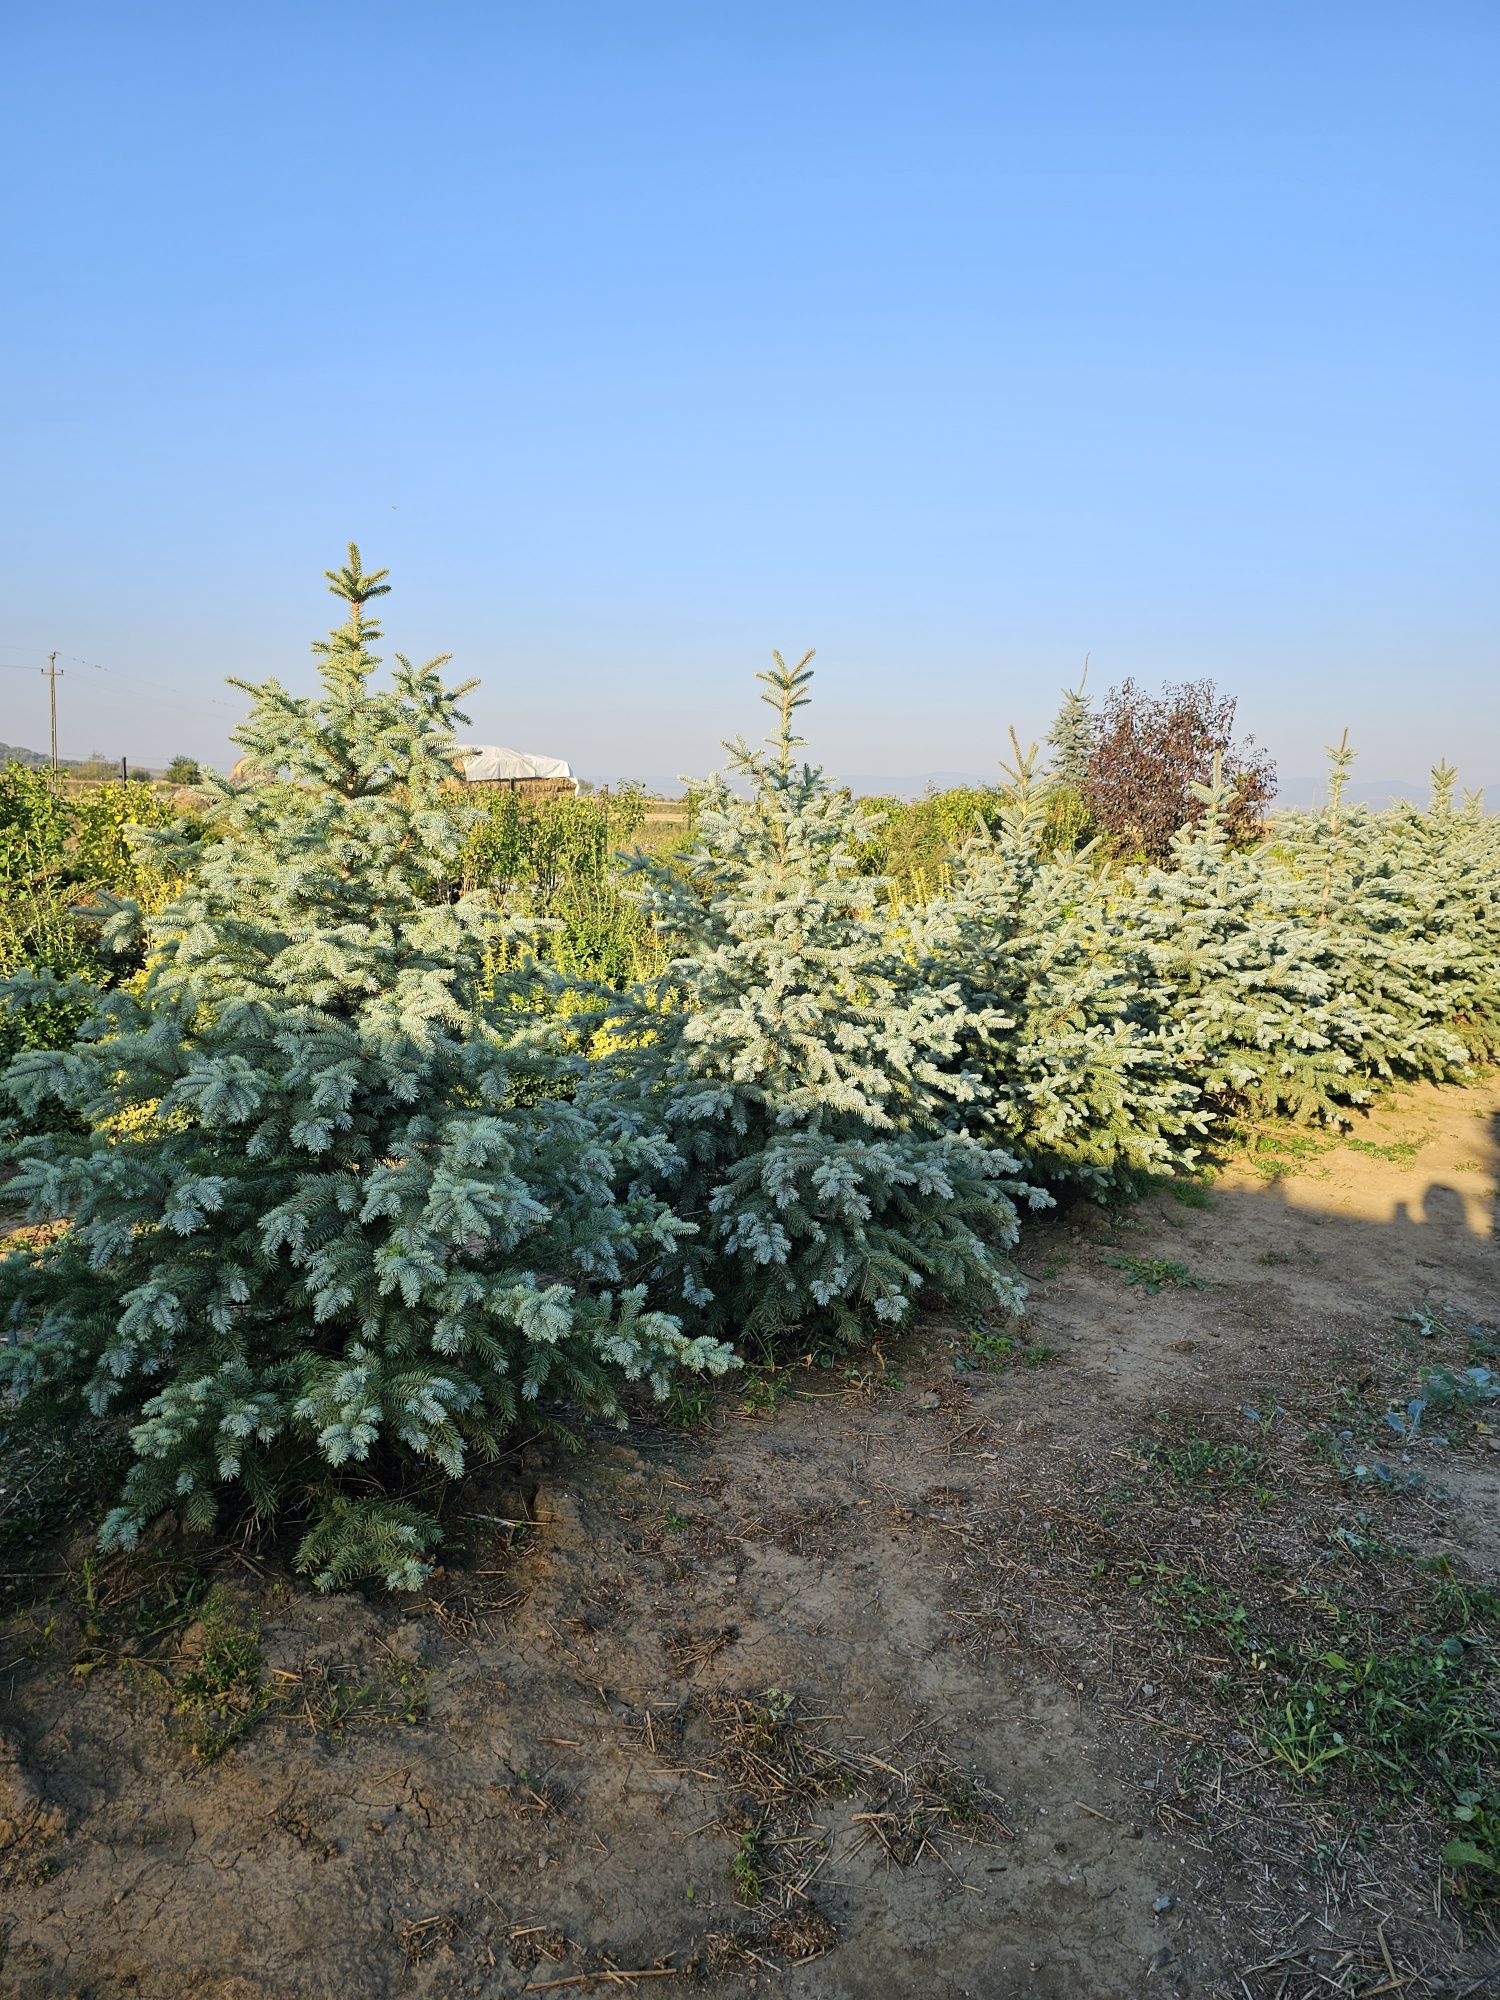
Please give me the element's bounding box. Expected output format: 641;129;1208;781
0;767;201;1073
70;782;192;914
853;788;1001;900
854;782;1098;904
461;785;668;988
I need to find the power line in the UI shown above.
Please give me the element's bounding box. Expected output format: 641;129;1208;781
1;654;237;714
3;644;256;774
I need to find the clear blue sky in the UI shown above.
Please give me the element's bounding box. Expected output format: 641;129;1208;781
2;1;1495;793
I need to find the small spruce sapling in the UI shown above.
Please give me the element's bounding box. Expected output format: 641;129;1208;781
1045;661;1094;795
1041;659;1097;850
0;548;730;1591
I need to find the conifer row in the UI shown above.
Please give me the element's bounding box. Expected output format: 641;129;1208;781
2;554;1493;1588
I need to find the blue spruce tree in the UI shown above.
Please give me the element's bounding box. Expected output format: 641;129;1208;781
0;549;730;1590
1045;659;1095;793
586;651;1044;1345
1123;754;1382;1124
1041;662;1097;850
918;736;1202;1192
1276;737;1496;1080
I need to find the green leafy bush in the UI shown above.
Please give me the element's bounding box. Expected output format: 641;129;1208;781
0;766;104;1079
0;765;203;1085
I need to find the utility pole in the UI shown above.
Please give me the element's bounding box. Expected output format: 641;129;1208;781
42;651;63;770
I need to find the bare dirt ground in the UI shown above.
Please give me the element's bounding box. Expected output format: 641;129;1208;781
2;1080;1498;1999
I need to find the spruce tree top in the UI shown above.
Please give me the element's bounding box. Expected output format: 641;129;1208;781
616;648;987;1137
137;544;493;1035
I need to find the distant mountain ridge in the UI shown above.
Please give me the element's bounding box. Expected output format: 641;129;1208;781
1;742;162;778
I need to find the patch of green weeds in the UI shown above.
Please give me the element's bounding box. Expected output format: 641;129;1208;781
69;1553;212;1679
0;1402;127;1615
1266;1636;1494;1794
1125;1548;1500;1907
120;1560;213;1648
1144;1437;1270;1492
1259;1250;1294;1266
663;1386;716;1432
1247;1130;1331;1182
729;1826;765;1905
1130;1562;1252;1646
1097;1211;1150;1239
167;1589;274;1761
1422;1562;1500;1630
839;1358;908;1392
1400;1301;1500;1369
1104;1434;1277;1520
739;1369;783;1417
1099;1253;1204;1294
304;1656;430;1735
952;1317;1057;1375
315;1675;375;1734
919;1761;1005;1831
1343;1322;1500;1458
1398;1296;1459;1341
1168;1179;1216;1210
386;1658;429;1724
1420;1364;1500;1414
1346;1134;1427;1167
1445;1789;1500;1892
1123;1169;1216;1222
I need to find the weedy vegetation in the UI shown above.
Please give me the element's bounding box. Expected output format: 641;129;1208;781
1099;1253;1206;1294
